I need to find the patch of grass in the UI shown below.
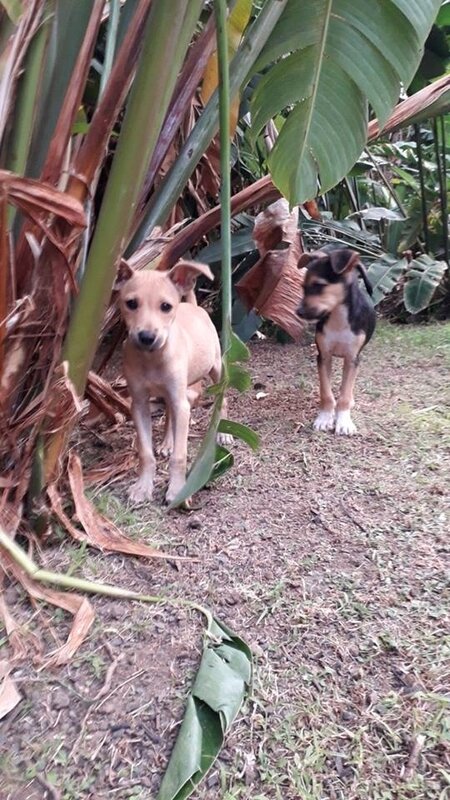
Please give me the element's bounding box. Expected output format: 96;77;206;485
375;320;450;354
91;488;142;528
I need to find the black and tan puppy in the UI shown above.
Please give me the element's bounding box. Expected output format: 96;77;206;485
297;248;376;435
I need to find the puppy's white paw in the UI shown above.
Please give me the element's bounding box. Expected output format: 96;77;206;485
128;477;154;503
313;410;336;432
335;410;357;436
165;484;190;507
157;439;173;458
216;432;233;447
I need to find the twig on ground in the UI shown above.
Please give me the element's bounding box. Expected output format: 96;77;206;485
403;734;426;781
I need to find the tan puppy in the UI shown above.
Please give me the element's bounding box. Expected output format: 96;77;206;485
116;259;231;504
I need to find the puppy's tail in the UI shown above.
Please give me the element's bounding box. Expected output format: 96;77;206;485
357;262;373;296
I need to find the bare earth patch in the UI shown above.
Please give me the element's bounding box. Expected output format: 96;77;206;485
1;321;449;800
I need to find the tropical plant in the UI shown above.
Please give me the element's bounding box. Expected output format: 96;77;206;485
0;0;444;795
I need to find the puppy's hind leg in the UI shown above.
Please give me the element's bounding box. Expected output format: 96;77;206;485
314;351;336;431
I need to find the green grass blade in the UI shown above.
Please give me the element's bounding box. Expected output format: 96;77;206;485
167;396;223;509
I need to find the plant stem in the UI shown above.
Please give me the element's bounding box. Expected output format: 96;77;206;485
439;115;449;265
100;0;120;97
433;116;448;262
415;123;430;252
0;527;213;628
214;0;232;353
364;147;408;218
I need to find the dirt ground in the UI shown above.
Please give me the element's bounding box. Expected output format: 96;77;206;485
1;321;449;800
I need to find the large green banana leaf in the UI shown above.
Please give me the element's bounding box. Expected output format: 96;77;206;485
403;254;448;314
367;254;408;306
251;0;441;205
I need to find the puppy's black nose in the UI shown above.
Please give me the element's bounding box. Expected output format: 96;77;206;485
138;330;156;347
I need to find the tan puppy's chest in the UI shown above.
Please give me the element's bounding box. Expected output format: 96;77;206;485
123;303;217;397
316;305;365;360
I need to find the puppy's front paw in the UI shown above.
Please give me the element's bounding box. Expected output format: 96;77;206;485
128;478;154;503
165;484;190;508
216;432;233;447
157;439;173;458
313;410;336;432
335;410;357;436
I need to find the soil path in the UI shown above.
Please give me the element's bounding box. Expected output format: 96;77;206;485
1;322;449;800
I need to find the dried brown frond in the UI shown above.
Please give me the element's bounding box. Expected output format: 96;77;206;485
47;454;183;561
236;199;305;342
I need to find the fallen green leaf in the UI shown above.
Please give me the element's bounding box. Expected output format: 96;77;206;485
157;618;252;800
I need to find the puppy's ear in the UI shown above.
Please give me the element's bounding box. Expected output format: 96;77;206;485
297;250;327;270
329;249;360;275
356;262;374;296
168;259;214;294
114;259;134;289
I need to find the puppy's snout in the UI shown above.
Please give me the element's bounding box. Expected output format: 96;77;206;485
138;330;156;348
297;302;305;318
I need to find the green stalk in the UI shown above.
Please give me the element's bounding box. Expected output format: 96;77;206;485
414;124;430;252
439;115;449;266
99;0;120;97
6;14;49;177
214;0;232;353
6;10;50;226
363;147;408;218
128;0;289;251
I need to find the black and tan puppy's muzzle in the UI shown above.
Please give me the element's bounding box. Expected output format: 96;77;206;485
297;302;327;321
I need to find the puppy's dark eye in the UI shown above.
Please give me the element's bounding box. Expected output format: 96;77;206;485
125;298;138;310
308;282;325;293
160;302;172;313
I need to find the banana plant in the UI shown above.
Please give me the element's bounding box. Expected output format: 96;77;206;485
0;3;445;797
